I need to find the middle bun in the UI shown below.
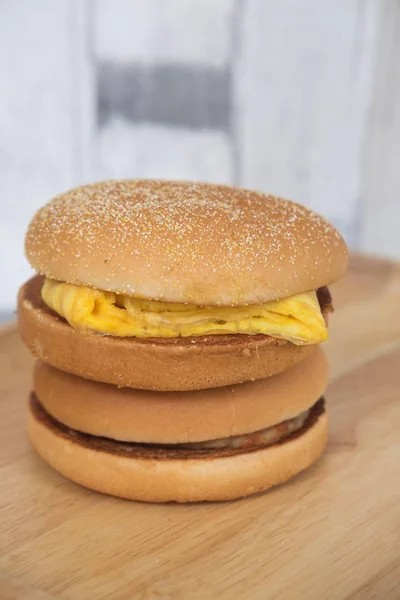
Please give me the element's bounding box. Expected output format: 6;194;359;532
34;346;329;444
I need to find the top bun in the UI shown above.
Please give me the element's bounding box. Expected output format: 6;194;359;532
25;180;348;306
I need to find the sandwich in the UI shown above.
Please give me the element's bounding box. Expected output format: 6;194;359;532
18;180;348;502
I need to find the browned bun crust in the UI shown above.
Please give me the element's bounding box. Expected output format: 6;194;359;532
33;347;329;443
18;276;319;391
28;396;328;502
25;180;348;306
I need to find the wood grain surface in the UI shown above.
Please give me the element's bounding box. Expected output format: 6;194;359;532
0;254;399;600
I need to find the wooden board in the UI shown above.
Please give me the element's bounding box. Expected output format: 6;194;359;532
0;253;399;600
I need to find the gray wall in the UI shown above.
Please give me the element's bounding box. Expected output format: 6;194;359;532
1;0;400;314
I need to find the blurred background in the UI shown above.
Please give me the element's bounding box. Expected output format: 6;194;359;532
1;0;399;320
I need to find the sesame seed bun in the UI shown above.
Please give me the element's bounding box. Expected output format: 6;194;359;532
33;346;328;443
25;180;348;306
28;395;328;503
18;276;326;391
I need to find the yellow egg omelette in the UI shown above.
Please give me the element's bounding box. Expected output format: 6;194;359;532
41;278;328;345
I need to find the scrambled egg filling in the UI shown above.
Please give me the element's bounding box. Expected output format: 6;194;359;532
41;278;328;345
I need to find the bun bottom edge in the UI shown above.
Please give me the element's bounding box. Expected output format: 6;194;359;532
28;399;328;503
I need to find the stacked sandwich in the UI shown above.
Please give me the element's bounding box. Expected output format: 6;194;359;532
18;180;348;502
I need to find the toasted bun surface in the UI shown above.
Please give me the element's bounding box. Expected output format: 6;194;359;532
33;347;328;443
28;396;328;502
18;277;318;391
25;180;348;306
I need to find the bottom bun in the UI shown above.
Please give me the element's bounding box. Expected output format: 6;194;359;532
28;396;328;503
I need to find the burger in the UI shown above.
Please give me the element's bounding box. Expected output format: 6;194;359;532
18;180;348;502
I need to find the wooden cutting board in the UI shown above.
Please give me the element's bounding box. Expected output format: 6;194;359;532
0;253;399;600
